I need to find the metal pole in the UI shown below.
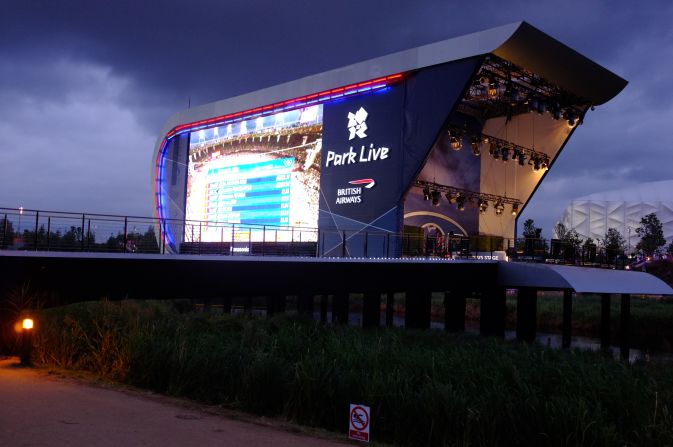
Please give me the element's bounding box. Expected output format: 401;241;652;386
162;219;167;254
364;232;368;258
46;217;51;251
341;230;346;258
34;211;39;251
123;216;128;253
81;214;85;251
2;213;7;249
198;222;202;255
262;225;266;256
86;219;91;250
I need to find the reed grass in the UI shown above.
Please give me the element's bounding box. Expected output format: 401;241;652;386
33;300;673;446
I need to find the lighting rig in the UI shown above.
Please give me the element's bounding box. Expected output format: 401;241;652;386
417;180;521;216
446;128;550;171
458;55;590;126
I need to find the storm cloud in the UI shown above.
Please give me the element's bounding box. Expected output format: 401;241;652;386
1;0;672;236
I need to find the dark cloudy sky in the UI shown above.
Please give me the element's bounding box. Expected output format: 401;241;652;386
1;0;672;237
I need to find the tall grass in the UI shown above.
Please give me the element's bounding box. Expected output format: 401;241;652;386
34;300;673;446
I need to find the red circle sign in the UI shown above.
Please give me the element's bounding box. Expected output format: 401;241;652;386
350;405;369;430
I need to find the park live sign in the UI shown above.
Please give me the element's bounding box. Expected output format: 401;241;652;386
319;85;404;211
349;404;371;442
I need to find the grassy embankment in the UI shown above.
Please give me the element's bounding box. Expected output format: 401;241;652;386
32;299;673;446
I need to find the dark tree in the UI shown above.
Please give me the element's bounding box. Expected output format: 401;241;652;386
636;213;666;256
601;228;626;252
523;219;539;238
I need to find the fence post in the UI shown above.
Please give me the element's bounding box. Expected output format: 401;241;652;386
46;217;51;251
2;213;7;249
262;225;266;256
34;211;39;251
198;222;202;255
385;233;390;258
123;216;128;253
86;219;91;250
364;231;368;258
162;219;167;254
341;230;346;258
81;214;86;251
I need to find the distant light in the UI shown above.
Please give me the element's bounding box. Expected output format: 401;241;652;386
22;318;33;330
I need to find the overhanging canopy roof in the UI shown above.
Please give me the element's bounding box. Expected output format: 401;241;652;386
497;262;673;295
157;21;627;139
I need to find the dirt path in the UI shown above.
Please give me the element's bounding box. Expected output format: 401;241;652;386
0;358;348;447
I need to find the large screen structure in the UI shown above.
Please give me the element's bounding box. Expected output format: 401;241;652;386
186;105;322;243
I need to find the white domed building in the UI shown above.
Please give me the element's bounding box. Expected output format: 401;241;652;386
557;180;673;252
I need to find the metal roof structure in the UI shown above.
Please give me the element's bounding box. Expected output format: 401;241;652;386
498;261;673;295
153;21;627;150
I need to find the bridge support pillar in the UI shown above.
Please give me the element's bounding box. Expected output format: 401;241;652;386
620;293;631;361
601;293;611;354
405;290;431;329
332;293;349;325
516;288;537;342
562;290;573;348
480;287;506;337
385;292;394;327
444;290;466;332
320;294;328;323
297;294;313;317
362;292;380;328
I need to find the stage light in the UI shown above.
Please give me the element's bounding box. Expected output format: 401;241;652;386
518;153;526;166
491;145;500;160
495;201;505;215
431;190;441;207
450;135;462;150
456;195;466;211
541;159;549;170
479;199;488;214
487;81;498;97
479;76;489;85
529;97;539;111
553;107;563;120
448;192;458;204
533;158;542;171
538;101;547;114
423;187;431;201
501;147;510;162
567;113;577;127
470;137;481;156
511;203;519;216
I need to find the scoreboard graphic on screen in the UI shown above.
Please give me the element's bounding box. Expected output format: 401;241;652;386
205;158;293;226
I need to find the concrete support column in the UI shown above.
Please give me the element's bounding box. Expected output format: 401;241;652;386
362;292;380;328
601;293;611;354
266;294;286;316
222;295;232;315
562;290;573;349
480;287;506;337
385;292;394;327
620;293;631;361
516;288;537;343
405;290;431;329
444;290;466;332
332;293;349;325
320;294;328;323
297;293;313;317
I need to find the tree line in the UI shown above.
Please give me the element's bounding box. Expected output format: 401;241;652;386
0;218;159;253
523;212;672;260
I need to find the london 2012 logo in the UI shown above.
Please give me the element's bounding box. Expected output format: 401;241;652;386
347;107;368;140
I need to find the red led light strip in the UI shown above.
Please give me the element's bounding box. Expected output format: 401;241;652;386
165;73;403;138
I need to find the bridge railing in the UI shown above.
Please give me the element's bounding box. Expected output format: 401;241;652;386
0;207;630;268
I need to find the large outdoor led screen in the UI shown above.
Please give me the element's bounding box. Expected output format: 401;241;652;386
186;105;322;242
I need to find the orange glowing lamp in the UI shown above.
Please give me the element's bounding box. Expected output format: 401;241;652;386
22;318;34;330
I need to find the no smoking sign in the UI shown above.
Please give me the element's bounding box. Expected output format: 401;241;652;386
349;404;370;442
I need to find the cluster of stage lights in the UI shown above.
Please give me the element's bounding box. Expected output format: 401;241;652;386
473;75;583;127
417;181;521;216
448;129;550;172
